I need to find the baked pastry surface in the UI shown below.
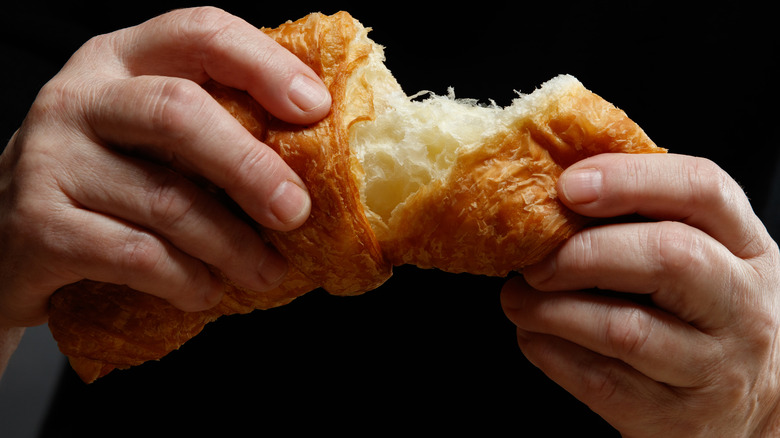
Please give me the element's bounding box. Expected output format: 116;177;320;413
47;11;665;383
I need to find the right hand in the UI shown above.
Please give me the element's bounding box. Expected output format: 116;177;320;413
501;153;780;436
0;7;331;327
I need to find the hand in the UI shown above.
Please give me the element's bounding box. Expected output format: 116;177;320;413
0;7;331;327
501;153;780;436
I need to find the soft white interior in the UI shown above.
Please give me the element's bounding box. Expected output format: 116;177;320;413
348;44;505;226
348;31;576;230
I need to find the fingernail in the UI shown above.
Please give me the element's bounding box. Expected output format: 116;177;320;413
561;168;602;204
258;251;289;287
288;74;330;112
270;180;311;226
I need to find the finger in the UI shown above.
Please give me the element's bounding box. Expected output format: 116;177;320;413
86;75;311;231
107;6;331;123
59;145;289;292
43;207;225;313
501;276;722;387
523;220;746;327
511;327;679;436
558;153;772;260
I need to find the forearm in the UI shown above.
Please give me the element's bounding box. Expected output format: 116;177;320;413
0;326;25;379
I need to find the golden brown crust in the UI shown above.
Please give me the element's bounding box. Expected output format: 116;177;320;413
46;11;665;383
49;266;315;383
261;12;392;295
382;81;661;275
47;11;389;383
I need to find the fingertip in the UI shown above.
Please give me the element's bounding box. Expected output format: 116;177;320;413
501;275;527;294
287;73;332;119
258;72;330;125
500;276;533;313
201;275;226;309
268;179;311;230
522;255;557;290
256;250;289;290
168;275;224;313
559;167;602;206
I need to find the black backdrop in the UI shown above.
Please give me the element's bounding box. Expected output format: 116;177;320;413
2;2;777;436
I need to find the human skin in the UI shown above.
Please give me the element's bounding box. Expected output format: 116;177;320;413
501;153;780;436
4;8;779;433
0;7;331;373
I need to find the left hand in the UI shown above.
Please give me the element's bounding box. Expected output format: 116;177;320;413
501;153;780;436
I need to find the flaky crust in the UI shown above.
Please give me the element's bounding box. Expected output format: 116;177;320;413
47;11;664;383
260;14;391;295
382;78;661;275
49;266;317;382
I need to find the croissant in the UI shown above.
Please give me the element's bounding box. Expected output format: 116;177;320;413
47;11;665;383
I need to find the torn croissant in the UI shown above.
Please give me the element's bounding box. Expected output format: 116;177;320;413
47;11;665;383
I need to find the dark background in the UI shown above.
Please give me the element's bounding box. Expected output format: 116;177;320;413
2;1;777;436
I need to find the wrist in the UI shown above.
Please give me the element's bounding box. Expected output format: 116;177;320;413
0;326;25;379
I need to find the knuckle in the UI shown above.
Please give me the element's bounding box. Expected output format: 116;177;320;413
179;6;247;54
31;77;87;128
756;239;780;280
74;33;116;65
568;231;599;271
152;6;233;36
685;156;743;213
617;153;651;189
147;78;207;143
711;367;753;412
120;228;166;276
652;221;704;278
32;79;68;115
181;6;233;29
581;359;622;405
144;171;201;230
230;143;287;194
176;6;294;85
603;306;654;358
31;38;114;125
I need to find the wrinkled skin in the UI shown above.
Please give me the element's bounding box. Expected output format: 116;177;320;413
502;153;780;436
0;7;331;371
3;7;779;434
